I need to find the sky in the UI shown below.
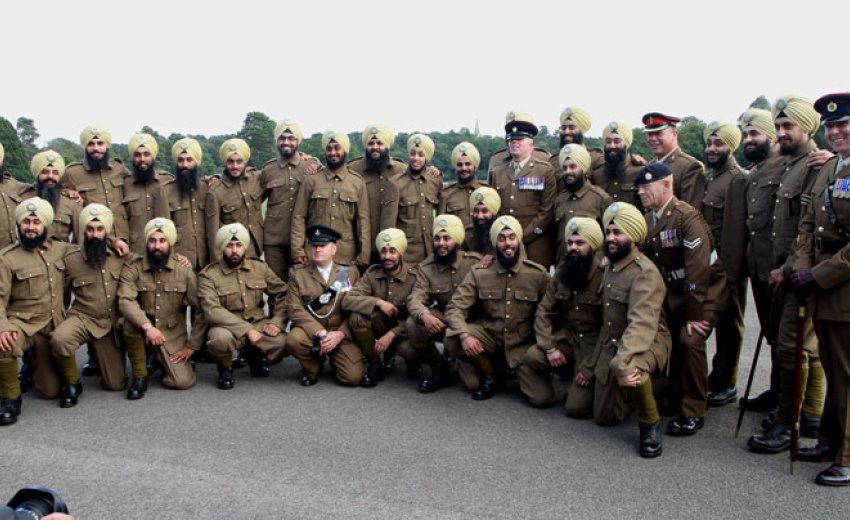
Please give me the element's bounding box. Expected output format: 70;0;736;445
2;0;844;147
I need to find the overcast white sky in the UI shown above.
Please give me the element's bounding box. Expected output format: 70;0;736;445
2;0;843;147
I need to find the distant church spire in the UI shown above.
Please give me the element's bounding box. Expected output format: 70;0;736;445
474;119;480;137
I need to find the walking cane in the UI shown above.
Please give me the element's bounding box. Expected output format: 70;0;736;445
735;330;764;438
789;303;806;474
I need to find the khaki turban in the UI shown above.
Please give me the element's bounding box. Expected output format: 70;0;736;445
772;94;820;136
703;121;742;152
128;133;159;159
80;124;112;148
322;130;351;153
375;228;408;256
469;186;501;214
433;214;465;245
80;203;114;235
0;142;4;164
15;197;54;227
144;217;177;245
505;109;534;124
451;142;481;169
558;144;591;172
30;150;66;178
559;106;592;133
216;223;250;253
490;215;524;246
738;109;776;141
171;138;203;164
362;123;395;149
565;217;603;251
274;119;303;143
602;121;634;148
602;202;646;244
407;134;435;161
219;138;251;164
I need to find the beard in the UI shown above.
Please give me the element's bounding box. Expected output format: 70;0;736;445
557;251;593;289
86;150;110;171
605;240;632;264
496;249;520;269
19;229;47;250
744;141;771;163
560;132;584;147
175;166;200;196
84;237;108;267
564;174;585;193
37;183;62;209
224;252;244;268
434;247;458;265
706;152;729;170
604;147;627;178
279;146;295;159
327;152;347;170
473;219;495;252
779;142;799;156
224;168;244;181
132;162;156;183
147;249;171;272
365;151;390;172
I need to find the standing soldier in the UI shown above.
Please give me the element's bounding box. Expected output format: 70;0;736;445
591;122;644;209
0;198;66;425
444;216;550;403
0;142;36;248
488;111;558;267
31;150;80;242
344;228;418;386
548;106;604;180
205;139;264;259
118;218;207;398
198;224;288;389
463;186;500;257
408;215;481;393
529;217;604;410
123;133;171;255
290;130;370;268
637;163;727;436
285;225;363;387
439;142;487;228
164;138;210;270
642;112;706;208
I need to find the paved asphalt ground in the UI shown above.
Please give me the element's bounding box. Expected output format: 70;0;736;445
3;297;849;519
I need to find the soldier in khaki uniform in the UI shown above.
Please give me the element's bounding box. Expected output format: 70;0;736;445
439;142;487;228
408;215;480;393
0;198;67;425
445;216;550;402
463;186;499;257
164;138;210;270
30;150;80;242
578;203;670;457
553;144;612;264
51;204;131;407
344;228;418;386
291;130;370;267
529;217;604;410
642;113;706;209
637;163;727;436
199;223;288;389
118;218;207;398
261;119;310;281
792;93;850;485
591;122;644;209
205;139;264;259
697;122;749;407
122;134;171;255
285;225;363;387
388;134;442;264
62;125;131;246
487;111;558;267
548;106;604;182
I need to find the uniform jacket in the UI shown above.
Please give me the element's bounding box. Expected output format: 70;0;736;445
63;157;130;242
163;175;209;269
260;154;309;247
390;167;442;263
286;262;360;339
0;239;68;336
702;157;748;284
348;157;405;253
205;168;264;257
122;171;171;255
653;147;706;209
773;140;819;274
745;146;784;281
407;251;481;319
62;242;129;338
439;178;488;229
343;263;417;337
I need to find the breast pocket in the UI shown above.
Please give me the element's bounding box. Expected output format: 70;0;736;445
339;190;359;228
217;288;242;310
245;279;267;306
309;191;330;217
398;197;418;235
478;287;504;316
135;283;157;311
14;268;47;300
163;281;188;310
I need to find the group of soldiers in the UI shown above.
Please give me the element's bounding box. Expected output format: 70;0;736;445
1;91;850;486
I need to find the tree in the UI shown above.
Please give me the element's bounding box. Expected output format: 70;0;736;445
45;137;84;164
0;117;32;182
237;112;276;169
16;117;39;159
676;116;707;162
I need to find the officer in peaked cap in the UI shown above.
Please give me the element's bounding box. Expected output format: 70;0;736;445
642;112;706;208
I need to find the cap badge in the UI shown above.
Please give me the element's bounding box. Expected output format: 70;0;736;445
828;102;838;113
227;143;238;152
414;136;422;146
610;122;618;131
90;207;100;216
314;228;321;236
708;122;720;132
438;219;448;227
507;112;516;120
180;142;189;151
609;203;620;213
644;173;652;181
776;98;788;111
459;144;467;153
568;221;579;233
26;202;36;212
370;126;379;135
90;127;99;135
46;152;58;162
154;219;165;230
475;193;485;202
229;225;238;235
382;233;392;242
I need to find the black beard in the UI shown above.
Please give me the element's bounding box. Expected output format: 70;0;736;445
473;219;495;252
224;168;244;181
605;240;632;264
563;174;585;193
744;141;771;163
86;150;110;171
84;237;108;267
37;183;62;209
496;249;520;269
224;253;244;268
147;249;171;272
327;152;347;170
557;252;593;289
604;147;627;179
175;166;200;195
19;230;47;250
457;172;476;185
279;147;296;159
779;142;799;156
706;152;729;170
365;151;390;172
434;247;458;265
132;163;156;183
560;133;584;147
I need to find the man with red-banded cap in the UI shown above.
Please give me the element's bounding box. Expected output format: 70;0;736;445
439;142;488;229
642;112;706;208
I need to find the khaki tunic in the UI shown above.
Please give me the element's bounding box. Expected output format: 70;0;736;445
745;146;784;281
163;176;209;270
773;140;819;274
343;263;417;338
260;154;309;248
487;148;551;172
348;157;405;255
47;193;81;242
58;244;126;340
62;157;130;242
205;169;264;258
407;251;482;319
390;167;442;264
487;155;558;267
553;182;612;263
702;157;747;283
589;157;643;209
290;167;370;265
439;178;488;229
0;176;35;248
122;172;172;255
653;147;706;209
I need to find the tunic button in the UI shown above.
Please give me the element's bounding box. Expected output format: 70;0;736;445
505;314;510;318
818;226;825;233
509;209;515;214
